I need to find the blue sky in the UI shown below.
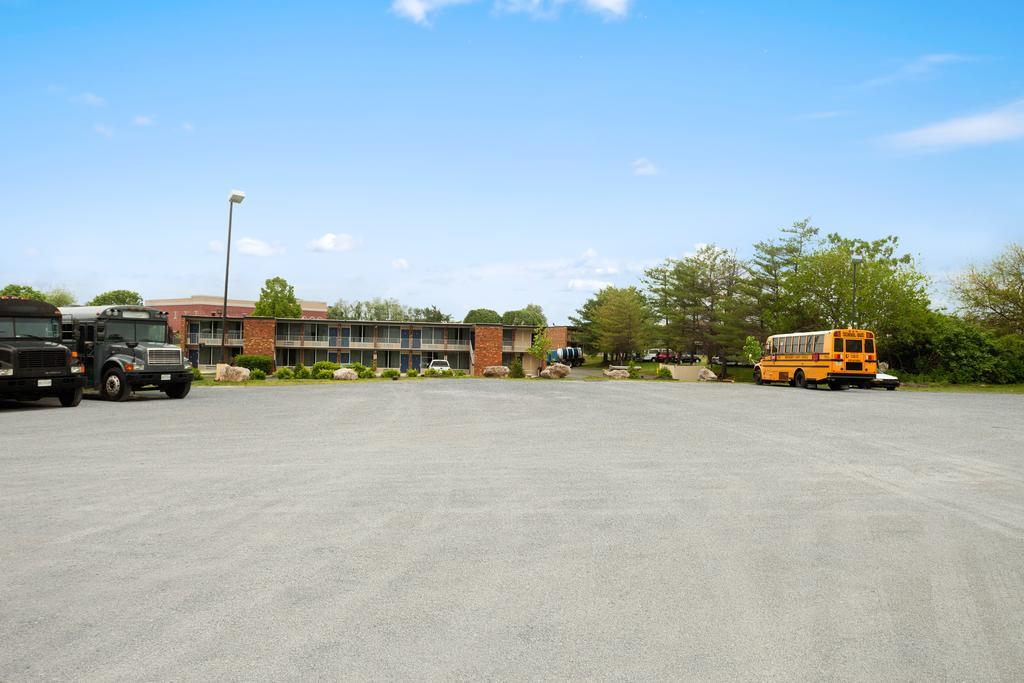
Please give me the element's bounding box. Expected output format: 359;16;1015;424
2;0;1022;322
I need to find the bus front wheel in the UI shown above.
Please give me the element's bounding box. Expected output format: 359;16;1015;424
164;382;191;399
101;367;129;401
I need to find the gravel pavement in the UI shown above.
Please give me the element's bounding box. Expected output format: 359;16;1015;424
2;381;1023;680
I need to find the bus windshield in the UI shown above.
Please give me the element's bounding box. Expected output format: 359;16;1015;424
0;316;61;339
105;320;167;343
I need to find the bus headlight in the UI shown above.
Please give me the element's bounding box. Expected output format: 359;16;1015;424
71;364;85;374
0;368;12;376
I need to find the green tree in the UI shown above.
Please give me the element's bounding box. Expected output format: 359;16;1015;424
253;277;301;318
88;289;144;306
742;335;763;365
593;286;655;362
569;287;615;355
953;243;1024;335
464;308;502;324
502;304;547;327
526;326;553;376
43;287;76;307
2;283;45;300
407;305;452;322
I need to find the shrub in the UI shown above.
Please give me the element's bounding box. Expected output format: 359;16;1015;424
656;367;673;380
509;358;525;378
381;368;401;379
349;363;367;374
314;369;334;380
454;369;466;377
250;368;267;380
293;364;312;380
423;368;438;377
275;367;294;380
190;366;203;381
440;368;454;377
233;354;274;374
357;367;376;379
406;368;419;377
311;360;341;375
627;360;641;379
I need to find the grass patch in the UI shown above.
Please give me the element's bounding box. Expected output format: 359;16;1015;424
900;383;1024;394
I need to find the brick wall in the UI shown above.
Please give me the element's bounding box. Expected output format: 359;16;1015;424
547;326;569;351
472;326;503;376
243;318;277;364
159;303;327;333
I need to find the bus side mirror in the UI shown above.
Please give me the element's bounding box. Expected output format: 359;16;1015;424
85;341;95;352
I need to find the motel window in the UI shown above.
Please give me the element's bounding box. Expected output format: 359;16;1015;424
351;325;372;343
448;328;469;344
503;329;515;346
378;326;401;344
421;327;443;345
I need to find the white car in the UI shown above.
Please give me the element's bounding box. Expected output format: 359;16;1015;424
426;359;451;372
642;349;662;362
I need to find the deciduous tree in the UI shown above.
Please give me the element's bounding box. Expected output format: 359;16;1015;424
253;277;301;318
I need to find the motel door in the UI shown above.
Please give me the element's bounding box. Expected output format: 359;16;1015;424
401;329;410;348
412;330;421;349
412;354;421;370
400;354;409;372
329;327;338;347
188;349;199;367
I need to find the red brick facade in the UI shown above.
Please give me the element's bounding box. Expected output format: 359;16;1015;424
150;298;327;333
547;326;569;352
243;318;277;363
472;325;503;376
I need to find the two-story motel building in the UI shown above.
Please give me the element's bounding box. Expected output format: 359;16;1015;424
181;315;574;376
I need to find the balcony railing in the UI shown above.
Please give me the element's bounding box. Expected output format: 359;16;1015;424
349;338;374;349
198;333;242;345
276;334;302;347
304;338;329;348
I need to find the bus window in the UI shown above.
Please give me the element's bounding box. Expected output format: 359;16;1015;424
783;338;791;354
846;339;863;353
814;335;824;353
833;337;842;353
865;339;874;353
771;338;779;354
800;336;809;353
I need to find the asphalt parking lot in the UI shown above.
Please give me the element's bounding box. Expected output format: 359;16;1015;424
2;381;1023;680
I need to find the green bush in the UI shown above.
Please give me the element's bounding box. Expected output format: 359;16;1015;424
440;368;454;377
627;360;642;379
311;360;341;375
233;354;274;374
993;333;1024;383
423;368;438;377
349;363;367;374
454;369;466;377
314;369;334;380
190;365;203;381
656;367;673;380
250;368;267;380
509;358;525;378
381;368;400;379
406;368;419;377
275;367;294;380
293;364;312;380
357;367;376;379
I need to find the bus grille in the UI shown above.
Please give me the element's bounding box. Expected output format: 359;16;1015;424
147;349;182;366
19;349;66;369
846;362;863;371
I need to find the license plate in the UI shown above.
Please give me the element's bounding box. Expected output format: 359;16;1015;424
37;379;52;387
161;374;171;381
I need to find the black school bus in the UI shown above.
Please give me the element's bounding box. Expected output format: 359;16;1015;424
0;298;84;407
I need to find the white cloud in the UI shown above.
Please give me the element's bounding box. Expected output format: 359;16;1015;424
581;247;598;259
567;278;613;292
391;0;474;24
396;0;629;23
238;237;284;256
886;99;1024;150
631;157;658;176
860;53;975;88
182;122;194;133
208;240;224;253
580;0;630;17
392;257;410;269
93;124;114;138
308;232;355;252
131;115;154;127
593;265;619;275
70;92;105;106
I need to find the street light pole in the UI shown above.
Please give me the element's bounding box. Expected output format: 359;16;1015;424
222;190;245;363
851;254;863;328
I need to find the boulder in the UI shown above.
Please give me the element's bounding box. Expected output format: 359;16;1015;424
546;362;571;378
697;367;718;382
333;368;359;380
540;367;553;378
603;368;630;379
483;365;510;378
214;363;229;381
219;365;251;382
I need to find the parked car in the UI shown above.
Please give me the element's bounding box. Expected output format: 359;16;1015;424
678;352;700;364
655;350;679;364
642;349;662;362
869;372;900;391
426;359;451;372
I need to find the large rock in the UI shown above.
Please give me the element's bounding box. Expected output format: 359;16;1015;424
483;365;510;378
219;365;250;382
546;363;571;378
698;367;718;382
603;368;630;379
333;368;359;380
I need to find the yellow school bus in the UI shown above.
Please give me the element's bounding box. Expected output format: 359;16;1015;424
753;328;877;390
